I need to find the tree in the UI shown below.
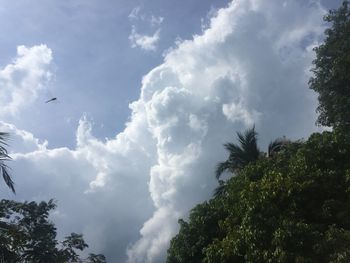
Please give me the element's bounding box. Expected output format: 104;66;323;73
214;127;289;197
216;128;289;180
215;127;260;181
0;199;106;262
0;132;15;193
309;1;350;128
168;129;350;262
267;136;290;158
167;199;228;263
0;133;105;262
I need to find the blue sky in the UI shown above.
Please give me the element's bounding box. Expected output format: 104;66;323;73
0;0;344;262
0;0;230;148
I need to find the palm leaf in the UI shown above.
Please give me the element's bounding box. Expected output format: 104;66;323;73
0;132;15;193
215;161;232;180
215;126;260;180
224;142;246;170
213;181;227;198
236;126;260;165
268;137;290;157
1;166;15;194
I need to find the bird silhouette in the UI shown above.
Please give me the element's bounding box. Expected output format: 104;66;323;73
45;97;57;103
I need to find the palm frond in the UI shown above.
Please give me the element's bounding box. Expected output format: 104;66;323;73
0;132;15;193
1;166;15;194
0;152;11;160
236;126;260;164
215;126;260;181
0;133;10;155
268;137;290;157
215;161;231;180
213;180;227;198
0;132;9;143
224;142;243;154
236;131;246;148
224;142;247;171
245;127;260;157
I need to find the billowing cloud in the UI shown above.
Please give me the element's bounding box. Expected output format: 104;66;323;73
127;0;326;261
0;45;52;117
0;121;47;154
2;117;156;262
1;0;329;262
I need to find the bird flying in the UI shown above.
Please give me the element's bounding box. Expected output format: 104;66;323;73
45;97;57;103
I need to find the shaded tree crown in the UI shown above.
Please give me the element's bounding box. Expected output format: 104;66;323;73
310;0;350;128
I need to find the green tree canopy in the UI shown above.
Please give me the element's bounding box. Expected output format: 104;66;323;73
0;199;106;263
167;129;350;262
310;1;350;128
167;199;228;263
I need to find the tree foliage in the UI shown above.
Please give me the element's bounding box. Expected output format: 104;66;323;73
167;129;350;262
214;126;289;197
167;199;228;263
0;199;106;263
310;1;350;128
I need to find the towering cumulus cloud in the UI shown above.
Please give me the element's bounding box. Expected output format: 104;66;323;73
127;0;326;261
1;0;327;262
0;45;52;117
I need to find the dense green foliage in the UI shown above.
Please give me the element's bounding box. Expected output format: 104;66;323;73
167;129;350;262
1;1;349;262
310;1;350;128
168;3;350;262
167;199;227;263
0;199;106;262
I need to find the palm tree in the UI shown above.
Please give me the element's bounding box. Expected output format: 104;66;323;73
267;136;290;158
215;126;260;180
214;127;289;197
0;132;15;193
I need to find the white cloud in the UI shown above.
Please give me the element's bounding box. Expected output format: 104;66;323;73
0;45;53;117
150;15;164;27
128;7;142;21
127;0;326;261
128;7;163;26
0;121;47;153
0;0;329;262
128;7;163;51
129;26;160;51
2;118;156;261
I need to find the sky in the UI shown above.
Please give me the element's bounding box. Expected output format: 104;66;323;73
0;0;344;262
